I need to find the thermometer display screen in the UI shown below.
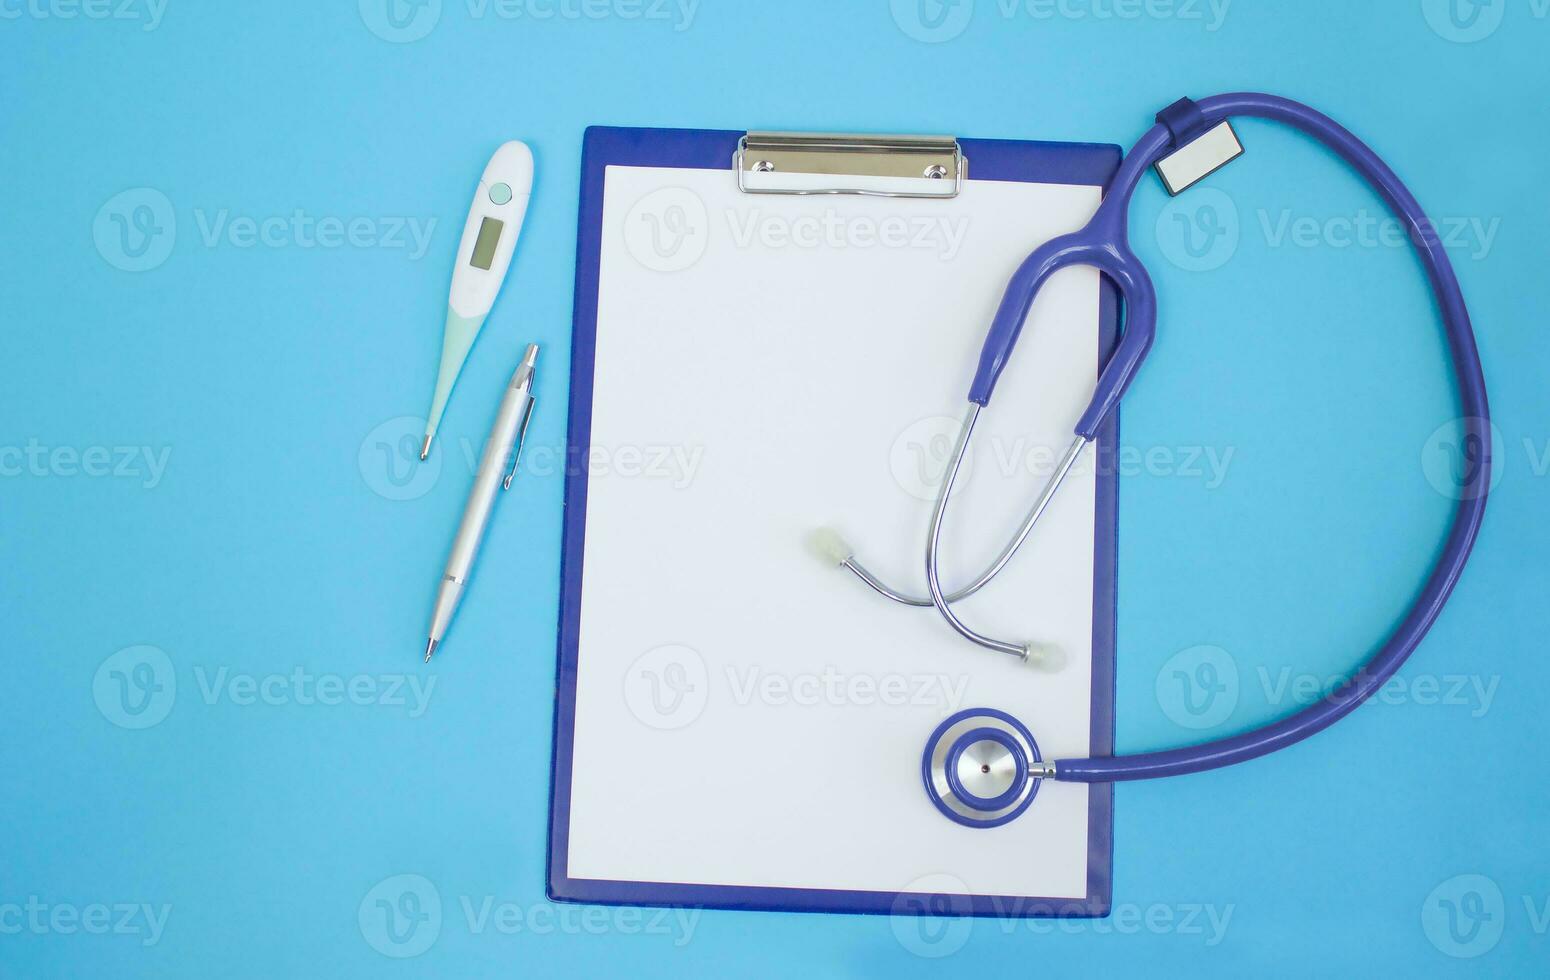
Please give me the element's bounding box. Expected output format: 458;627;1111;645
470;217;504;270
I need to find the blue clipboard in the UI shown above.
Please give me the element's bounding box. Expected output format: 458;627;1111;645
549;125;1121;918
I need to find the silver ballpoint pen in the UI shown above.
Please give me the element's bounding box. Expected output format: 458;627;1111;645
425;343;539;662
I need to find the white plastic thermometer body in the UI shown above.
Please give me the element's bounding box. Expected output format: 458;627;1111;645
421;141;534;459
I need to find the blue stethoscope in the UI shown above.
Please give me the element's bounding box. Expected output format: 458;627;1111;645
824;93;1491;826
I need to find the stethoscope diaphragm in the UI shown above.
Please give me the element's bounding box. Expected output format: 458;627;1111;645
922;708;1044;828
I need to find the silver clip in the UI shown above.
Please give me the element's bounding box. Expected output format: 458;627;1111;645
502;344;539;491
735;132;966;199
503;395;535;491
1154;120;1244;196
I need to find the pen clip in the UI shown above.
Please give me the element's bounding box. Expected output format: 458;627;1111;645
503;394;536;491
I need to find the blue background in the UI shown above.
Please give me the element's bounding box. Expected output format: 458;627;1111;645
2;0;1545;976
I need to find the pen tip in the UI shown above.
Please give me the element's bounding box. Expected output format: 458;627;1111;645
424;638;438;663
419;435;433;461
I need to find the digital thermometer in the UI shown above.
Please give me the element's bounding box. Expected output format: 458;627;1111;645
420;141;534;459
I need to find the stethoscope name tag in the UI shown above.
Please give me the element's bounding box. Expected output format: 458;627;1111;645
1154;120;1244;195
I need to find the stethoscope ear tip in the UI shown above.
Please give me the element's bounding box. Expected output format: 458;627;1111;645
1023;642;1066;672
805;526;854;567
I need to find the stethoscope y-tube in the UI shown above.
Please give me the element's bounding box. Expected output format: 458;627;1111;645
827;93;1490;792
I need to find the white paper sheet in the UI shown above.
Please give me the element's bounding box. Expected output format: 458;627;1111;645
565;164;1103;901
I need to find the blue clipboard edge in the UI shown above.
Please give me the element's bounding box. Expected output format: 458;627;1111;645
548;125;1122;919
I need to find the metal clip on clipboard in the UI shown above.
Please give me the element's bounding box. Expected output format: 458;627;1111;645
734;132;967;199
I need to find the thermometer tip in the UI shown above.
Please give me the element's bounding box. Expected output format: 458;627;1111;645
419;435;433;461
424;638;438;663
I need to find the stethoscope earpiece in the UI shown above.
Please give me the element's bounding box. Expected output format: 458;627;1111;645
922;708;1047;828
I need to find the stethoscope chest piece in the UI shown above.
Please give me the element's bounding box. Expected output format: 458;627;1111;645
922;708;1043;828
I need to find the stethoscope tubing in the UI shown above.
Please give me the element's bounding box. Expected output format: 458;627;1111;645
1035;93;1491;781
